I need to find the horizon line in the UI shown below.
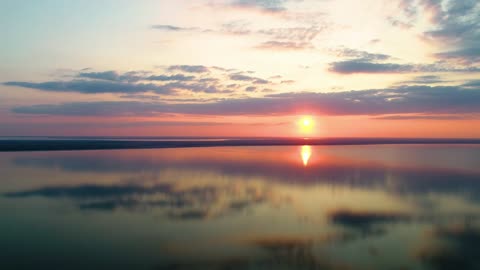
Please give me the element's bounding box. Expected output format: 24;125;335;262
1;137;480;152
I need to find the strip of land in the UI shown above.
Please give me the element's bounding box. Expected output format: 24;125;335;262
1;138;480;152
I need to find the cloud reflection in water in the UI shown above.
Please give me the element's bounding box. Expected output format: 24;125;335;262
2;145;480;269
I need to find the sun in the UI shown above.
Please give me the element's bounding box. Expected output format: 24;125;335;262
298;116;314;135
302;118;311;127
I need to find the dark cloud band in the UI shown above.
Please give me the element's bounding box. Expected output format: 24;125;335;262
11;85;480;117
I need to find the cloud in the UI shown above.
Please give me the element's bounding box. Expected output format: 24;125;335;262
463;80;480;88
151;22;326;51
245;86;256;92
151;24;199;31
259;26;321;41
256;40;313;50
228;0;290;12
152;22;250;36
397;0;480;63
78;70;149;82
331;48;391;61
11;101;162;116
435;47;480;63
387;16;413;29
329;59;480;74
147;74;195;81
78;71;121;81
256;26;324;50
329;60;414;74
329;45;480;74
3;80;171;94
167;65;210;73
327;48;416;74
398;75;447;85
372;114;478;120
229;74;256;81
229;74;270;84
4;66;278;95
0;121;243;132
423;0;479;55
160;82;226;93
76;70;214;83
11;85;480;116
221;20;252;35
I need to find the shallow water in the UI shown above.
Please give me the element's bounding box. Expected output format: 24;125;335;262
1;145;480;269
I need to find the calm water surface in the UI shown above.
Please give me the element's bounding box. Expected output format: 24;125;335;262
1;145;480;269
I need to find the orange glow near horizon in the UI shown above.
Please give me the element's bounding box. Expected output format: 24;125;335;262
4;114;480;138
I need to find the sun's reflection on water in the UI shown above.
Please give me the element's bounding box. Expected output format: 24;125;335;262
301;145;311;166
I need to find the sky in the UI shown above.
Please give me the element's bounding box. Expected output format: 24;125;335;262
1;0;479;138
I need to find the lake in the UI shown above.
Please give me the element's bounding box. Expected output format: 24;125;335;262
1;145;480;269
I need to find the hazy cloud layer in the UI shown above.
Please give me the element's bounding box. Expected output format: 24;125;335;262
151;24;200;31
152;19;327;50
11;85;480;117
372;114;478;120
257;26;323;50
329;59;480;74
398;75;448;85
256;40;313;50
228;0;290;12
4;80;172;94
167;65;210;73
331;48;391;61
463;80;480;88
329;60;413;74
3;66;277;95
328;45;480;74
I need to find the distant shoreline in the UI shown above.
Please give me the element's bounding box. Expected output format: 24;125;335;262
1;138;480;152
